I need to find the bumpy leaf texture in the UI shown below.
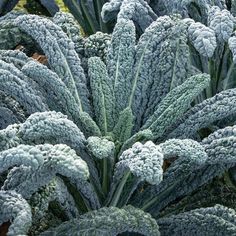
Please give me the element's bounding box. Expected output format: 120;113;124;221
14;14;91;114
102;0;157;33
1;8;236;236
0;144;89;198
40;205;160;236
0;190;32;236
158;204;236;236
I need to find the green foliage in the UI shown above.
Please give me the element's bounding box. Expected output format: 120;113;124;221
88;57;114;134
158;204;236;236
1;6;236;236
62;0;113;35
102;0;236;97
13;0;111;35
41;205;160;236
0;190;32;235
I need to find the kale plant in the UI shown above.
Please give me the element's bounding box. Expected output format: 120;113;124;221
103;0;236;98
1;9;236;236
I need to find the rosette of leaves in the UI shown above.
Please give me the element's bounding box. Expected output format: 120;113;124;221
1;12;236;235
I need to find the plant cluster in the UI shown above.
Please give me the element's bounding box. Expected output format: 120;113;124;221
1;0;236;236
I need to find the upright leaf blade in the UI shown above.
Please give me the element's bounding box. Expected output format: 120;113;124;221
106;18;135;125
88;57;114;134
129;16;175;130
142;73;210;139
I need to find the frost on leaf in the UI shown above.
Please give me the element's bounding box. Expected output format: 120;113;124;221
0;190;32;236
208;6;234;42
41;205;160;236
188;22;217;57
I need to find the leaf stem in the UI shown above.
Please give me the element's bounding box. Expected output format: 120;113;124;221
60;175;89;213
141;180;180;212
81;0;97;33
102;158;108;194
223;61;235;90
95;0;108;32
65;0;89;31
214;44;227;92
109;171;130;207
205;59;214;98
